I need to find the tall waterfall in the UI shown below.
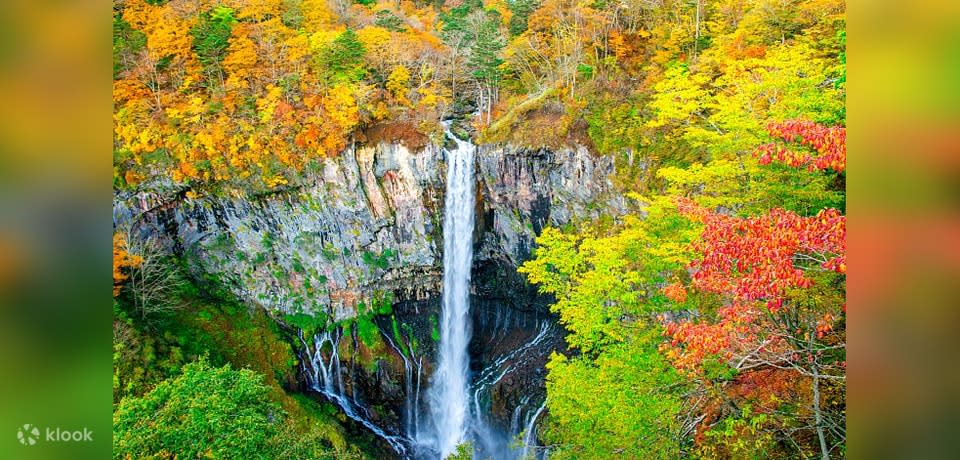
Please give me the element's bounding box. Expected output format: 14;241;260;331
299;131;552;459
427;130;476;458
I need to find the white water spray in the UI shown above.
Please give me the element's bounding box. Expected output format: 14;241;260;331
301;329;408;454
428;129;476;458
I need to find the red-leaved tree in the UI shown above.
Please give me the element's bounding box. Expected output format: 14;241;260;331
661;120;846;460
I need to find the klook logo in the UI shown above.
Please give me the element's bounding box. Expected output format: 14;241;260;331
16;423;93;446
17;424;39;446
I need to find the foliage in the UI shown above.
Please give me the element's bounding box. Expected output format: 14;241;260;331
521;11;847;446
361;248;396;269
356;314;380;348
520;195;703;455
444;440;474;460
584;97;646;155
284;311;329;337
113;0;453;192
320;29;367;84
657;131;846;458
113;232;143;296
386;65;412;106
191;6;236;79
524;118;845;457
114;0;846;191
543;333;682;459
113;302;184;403
112;263;369;458
430;314;440;342
469;15;505;86
520;196;701;355
113;12;147;77
756;120;846;172
113;358;284;458
113;357;357;459
506;0;539;36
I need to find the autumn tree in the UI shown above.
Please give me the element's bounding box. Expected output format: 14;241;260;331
520;197;702;457
113;232;143;297
659;123;846;459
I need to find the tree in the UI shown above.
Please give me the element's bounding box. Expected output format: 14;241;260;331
116;228;185;321
320;29;367;84
660;128;846;459
113;232;143;296
661;202;846;459
544;335;682;459
191;6;237;86
468;11;505;124
222;24;259;89
386;65;412;106
113;359;282;459
755;119;846;172
507;0;539;37
444;441;474;460
520;196;700;457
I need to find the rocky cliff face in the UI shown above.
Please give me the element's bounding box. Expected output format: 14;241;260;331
114;141;624;321
113;139;625;457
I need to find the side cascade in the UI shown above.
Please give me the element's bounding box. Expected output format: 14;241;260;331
301;329;409;455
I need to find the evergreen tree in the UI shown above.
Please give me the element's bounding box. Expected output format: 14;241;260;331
469;14;505;123
469;18;505;86
191;6;236;84
507;0;538;37
320;29;367;84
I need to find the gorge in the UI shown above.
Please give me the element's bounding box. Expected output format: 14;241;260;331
113;135;625;459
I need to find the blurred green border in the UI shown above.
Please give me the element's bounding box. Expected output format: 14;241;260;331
0;1;112;459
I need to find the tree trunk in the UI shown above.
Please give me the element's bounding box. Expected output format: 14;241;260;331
810;337;830;460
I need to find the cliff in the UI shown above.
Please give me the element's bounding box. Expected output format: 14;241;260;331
113;141;625;322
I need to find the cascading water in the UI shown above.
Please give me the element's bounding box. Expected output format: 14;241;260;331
301;329;408;455
426;128;477;458
471;316;554;460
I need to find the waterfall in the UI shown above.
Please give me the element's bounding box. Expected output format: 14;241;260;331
471;319;553;459
294;129;554;460
427;128;476;458
520;401;547;460
301;329;409;455
383;326;423;441
472;321;552;422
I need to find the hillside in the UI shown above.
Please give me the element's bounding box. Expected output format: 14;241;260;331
113;0;846;458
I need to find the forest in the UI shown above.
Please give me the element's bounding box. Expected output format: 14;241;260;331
113;0;845;458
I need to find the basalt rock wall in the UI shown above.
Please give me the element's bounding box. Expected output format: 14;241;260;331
114;141;625;321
